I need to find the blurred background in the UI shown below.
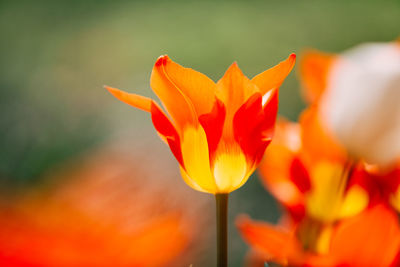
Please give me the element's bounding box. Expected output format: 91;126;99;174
0;0;399;266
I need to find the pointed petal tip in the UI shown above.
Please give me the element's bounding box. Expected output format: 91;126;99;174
225;61;244;76
286;53;296;69
105;85;127;99
155;55;170;67
104;85;153;112
104;85;120;95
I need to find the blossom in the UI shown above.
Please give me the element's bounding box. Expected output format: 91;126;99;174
106;54;295;194
300;41;400;166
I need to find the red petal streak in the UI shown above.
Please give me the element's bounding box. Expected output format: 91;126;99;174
198;98;226;159
233;91;278;165
233;93;264;161
290;157;311;193
150;103;184;167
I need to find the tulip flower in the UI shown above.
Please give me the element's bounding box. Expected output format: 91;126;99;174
300;41;400;166
106;54;295;266
106;54;295;194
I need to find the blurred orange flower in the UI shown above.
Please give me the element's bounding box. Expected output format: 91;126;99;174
106;54;295;194
236;106;400;266
0;145;209;267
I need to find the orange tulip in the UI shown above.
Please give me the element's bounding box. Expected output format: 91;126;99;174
237;205;400;267
106;54;295;194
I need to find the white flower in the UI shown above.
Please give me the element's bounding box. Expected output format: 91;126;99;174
320;42;400;166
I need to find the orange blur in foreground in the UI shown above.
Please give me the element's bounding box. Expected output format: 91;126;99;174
238;204;400;267
0;146;208;267
106;54;295;194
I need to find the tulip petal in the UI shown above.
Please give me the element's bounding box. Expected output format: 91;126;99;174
330;205;400;267
259;144;305;210
105;86;152;112
180;167;209;193
213;150;248;192
159;56;217;115
151;55;198;129
236;215;304;266
300;106;347;164
180;126;217;193
299;50;336;103
216;62;259;136
233;93;263;159
259;119;306;216
150;103;184;167
251;53;296;95
233;91;277;165
198;98;226;159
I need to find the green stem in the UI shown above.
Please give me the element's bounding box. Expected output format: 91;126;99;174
215;193;229;267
